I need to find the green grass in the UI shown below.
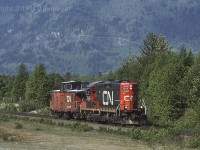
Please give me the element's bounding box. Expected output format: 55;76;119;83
0;114;194;149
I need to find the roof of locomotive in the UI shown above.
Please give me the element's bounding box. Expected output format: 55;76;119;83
87;81;104;88
86;80;137;88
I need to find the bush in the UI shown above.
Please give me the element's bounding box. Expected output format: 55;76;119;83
37;107;51;115
71;122;93;132
2;135;17;142
35;127;42;131
4;103;18;112
57;122;65;127
188;136;200;148
98;126;108;132
15;123;23;129
0;115;10;122
142;128;176;144
129;128;142;139
43;119;54;125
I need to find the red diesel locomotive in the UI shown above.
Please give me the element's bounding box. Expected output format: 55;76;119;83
50;81;147;125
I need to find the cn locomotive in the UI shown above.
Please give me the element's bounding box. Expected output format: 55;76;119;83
50;81;147;125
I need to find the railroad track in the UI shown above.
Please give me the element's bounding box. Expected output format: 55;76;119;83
0;109;53;119
0;110;199;136
0;109;133;131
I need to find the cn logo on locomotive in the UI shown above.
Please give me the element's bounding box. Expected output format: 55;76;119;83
102;91;114;105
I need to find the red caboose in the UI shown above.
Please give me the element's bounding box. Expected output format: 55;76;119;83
50;81;87;119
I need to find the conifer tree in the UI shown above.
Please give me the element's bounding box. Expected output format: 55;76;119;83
11;63;28;102
117;57;142;83
180;51;200;107
23;64;49;111
48;72;63;90
139;33;172;100
139;33;171;68
0;76;6;101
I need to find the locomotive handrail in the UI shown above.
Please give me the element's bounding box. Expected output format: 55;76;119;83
141;99;147;115
116;100;125;116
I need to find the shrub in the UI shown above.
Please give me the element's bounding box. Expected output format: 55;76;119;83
35;127;42;131
37;107;51;115
0;115;10;122
71;122;93;132
98;126;107;132
2;135;17;142
43;119;54;125
57;122;65;127
4;103;18;112
188;136;200;148
115;127;127;135
15;123;23;129
129;128;142;139
142;128;176;144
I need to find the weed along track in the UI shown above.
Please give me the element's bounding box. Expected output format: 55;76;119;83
0;109;160;133
0;110;138;131
0;110;200;149
0;110;200;137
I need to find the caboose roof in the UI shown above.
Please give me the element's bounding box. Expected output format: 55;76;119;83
62;81;76;84
49;90;60;93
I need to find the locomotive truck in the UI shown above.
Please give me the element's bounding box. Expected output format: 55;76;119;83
50;80;147;125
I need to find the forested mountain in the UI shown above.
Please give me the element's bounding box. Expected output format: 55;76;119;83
0;0;200;74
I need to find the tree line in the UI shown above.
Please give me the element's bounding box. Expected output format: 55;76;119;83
0;64;61;111
0;33;200;129
0;63;103;111
107;33;200;128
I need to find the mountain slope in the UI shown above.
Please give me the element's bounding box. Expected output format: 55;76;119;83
0;0;199;74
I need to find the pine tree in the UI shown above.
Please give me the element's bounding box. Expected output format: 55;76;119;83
180;51;200;107
11;63;28;102
48;72;63;90
63;72;71;81
0;76;6;101
23;64;49;111
116;57;142;83
139;33;172;99
139;33;171;68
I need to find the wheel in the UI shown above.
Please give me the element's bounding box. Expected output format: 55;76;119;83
140;115;148;126
64;113;71;120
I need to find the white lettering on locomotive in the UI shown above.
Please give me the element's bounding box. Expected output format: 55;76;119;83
67;96;71;102
103;91;114;105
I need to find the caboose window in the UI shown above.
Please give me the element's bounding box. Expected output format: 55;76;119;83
64;84;72;90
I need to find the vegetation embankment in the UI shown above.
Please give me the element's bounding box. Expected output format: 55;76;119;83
0;114;199;148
